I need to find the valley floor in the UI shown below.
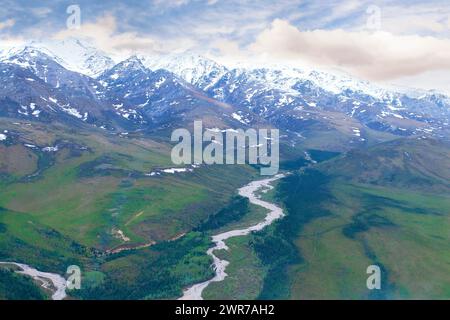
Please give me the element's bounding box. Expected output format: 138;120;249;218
1;118;450;299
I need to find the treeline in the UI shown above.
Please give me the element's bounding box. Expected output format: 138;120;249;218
250;169;332;299
0;268;47;300
279;149;340;170
71;195;251;299
72;232;214;300
196;196;250;232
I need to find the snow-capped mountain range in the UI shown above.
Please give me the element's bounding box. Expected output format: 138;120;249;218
139;53;229;91
0;38;449;146
1;38;115;77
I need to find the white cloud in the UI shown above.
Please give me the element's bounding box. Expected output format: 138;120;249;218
0;33;25;51
369;4;450;36
151;0;192;12
31;7;52;18
210;38;241;57
52;14;194;58
53;15;158;56
247;19;450;81
393;70;450;95
0;19;15;31
318;0;365;26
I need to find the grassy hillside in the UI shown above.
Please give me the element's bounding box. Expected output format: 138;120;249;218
0;118;264;298
202;138;450;299
3;113;449;300
321;137;450;191
264;138;450;299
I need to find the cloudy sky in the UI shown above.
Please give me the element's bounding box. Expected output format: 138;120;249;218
1;0;450;93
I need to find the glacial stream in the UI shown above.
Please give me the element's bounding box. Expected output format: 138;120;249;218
0;174;286;301
179;174;286;300
0;262;67;300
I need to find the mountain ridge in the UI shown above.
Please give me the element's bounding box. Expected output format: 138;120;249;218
0;39;448;147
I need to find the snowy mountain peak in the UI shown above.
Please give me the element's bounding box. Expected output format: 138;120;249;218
120;55;147;70
8;38;116;78
140;52;228;89
98;56;156;87
233;66;393;101
0;45;63;74
102;55;149;79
